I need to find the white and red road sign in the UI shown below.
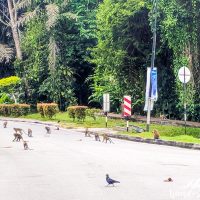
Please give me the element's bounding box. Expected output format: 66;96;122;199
123;96;131;117
178;67;191;84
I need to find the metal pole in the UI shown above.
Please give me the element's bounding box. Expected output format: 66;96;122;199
127;120;129;132
146;0;158;132
105;112;108;128
184;68;187;134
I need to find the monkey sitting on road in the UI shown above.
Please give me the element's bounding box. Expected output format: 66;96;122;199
85;128;91;137
94;133;101;141
23;141;30;150
28;128;33;137
102;133;114;144
45;126;51;134
13;128;25;135
13;133;23;142
3;121;7;128
152;129;160;140
55;121;60;130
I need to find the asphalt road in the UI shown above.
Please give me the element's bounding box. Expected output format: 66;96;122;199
0;121;200;200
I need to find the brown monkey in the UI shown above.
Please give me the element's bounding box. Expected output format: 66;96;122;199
160;114;167;120
13;128;25;135
94;133;101;141
23;141;29;150
45;126;51;134
28;128;33;137
3;121;7;128
152;129;160;140
102;133;114;144
56;121;60;130
13;133;23;142
85;128;91;137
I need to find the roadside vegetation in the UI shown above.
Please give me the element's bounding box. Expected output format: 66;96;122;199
21;112;200;144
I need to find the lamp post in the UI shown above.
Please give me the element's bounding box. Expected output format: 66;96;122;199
146;0;158;132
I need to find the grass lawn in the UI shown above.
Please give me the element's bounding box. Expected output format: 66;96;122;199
22;112;200;144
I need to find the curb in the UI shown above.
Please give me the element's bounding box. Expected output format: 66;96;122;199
0;117;59;127
87;131;200;151
1;117;200;151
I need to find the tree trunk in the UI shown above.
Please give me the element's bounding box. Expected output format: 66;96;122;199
7;0;22;60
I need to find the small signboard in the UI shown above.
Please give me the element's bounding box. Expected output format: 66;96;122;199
103;93;110;112
123;96;131;117
178;67;191;84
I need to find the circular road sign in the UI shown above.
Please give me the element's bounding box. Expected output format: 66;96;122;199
178;67;191;83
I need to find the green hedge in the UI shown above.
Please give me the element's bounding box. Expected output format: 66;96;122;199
37;103;59;119
0;104;30;117
67;106;88;121
86;108;101;120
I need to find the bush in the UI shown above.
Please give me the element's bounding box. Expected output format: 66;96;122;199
0;104;30;117
86;108;101;120
67;106;88;121
37;103;59;119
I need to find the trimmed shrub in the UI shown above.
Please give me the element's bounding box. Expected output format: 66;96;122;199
67;106;76;121
37;103;59;119
86;108;101;120
67;106;88;121
0;104;30;117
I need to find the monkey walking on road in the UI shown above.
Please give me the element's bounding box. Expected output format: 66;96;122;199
23;140;30;150
45;126;51;134
85;128;91;137
94;133;101;141
3;121;7;128
28;128;33;137
13;133;23;142
102;134;114;144
13;128;25;135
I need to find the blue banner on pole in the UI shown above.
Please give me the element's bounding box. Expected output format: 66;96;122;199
151;68;158;101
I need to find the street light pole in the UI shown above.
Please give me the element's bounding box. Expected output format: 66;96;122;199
146;0;158;132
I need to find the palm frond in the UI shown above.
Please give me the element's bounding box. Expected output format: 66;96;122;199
0;44;14;63
60;12;77;21
48;37;58;74
15;0;32;11
17;9;38;27
61;0;69;7
0;16;9;26
46;4;59;30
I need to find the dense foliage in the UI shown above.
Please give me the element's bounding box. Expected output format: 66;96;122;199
0;0;199;121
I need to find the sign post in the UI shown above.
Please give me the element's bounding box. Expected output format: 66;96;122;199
103;94;110;127
178;66;191;134
123;96;131;132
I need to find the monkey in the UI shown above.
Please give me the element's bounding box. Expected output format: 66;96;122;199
160;114;167;120
13;128;25;135
102;133;114;144
23;141;29;150
3;121;7;128
28;128;33;137
13;133;23;142
45;126;51;134
94;133;101;141
164;177;173;182
152;129;160;140
85;128;91;137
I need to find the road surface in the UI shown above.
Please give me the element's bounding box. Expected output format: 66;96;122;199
0;121;200;200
